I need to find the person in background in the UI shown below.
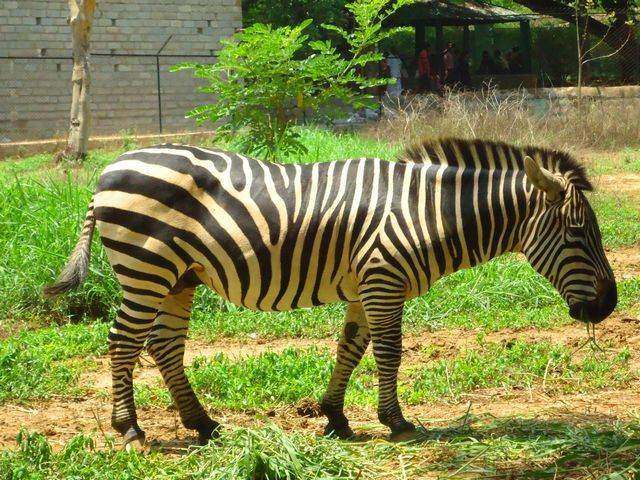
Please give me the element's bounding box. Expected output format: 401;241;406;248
508;46;523;73
378;57;390;97
416;45;431;93
386;52;403;98
443;42;456;84
493;49;508;74
457;50;472;88
476;50;494;74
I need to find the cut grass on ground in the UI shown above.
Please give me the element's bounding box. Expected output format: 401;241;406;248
2;418;640;479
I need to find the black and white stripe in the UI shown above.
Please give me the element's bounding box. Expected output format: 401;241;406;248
45;138;616;445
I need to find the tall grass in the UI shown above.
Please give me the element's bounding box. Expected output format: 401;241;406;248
372;88;640;153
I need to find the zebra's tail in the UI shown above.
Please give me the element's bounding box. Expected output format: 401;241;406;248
43;199;96;297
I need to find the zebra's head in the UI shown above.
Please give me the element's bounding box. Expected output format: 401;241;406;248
522;155;616;324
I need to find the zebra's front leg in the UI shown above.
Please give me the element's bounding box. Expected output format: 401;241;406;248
320;302;370;439
109;290;164;448
146;283;220;445
361;294;415;441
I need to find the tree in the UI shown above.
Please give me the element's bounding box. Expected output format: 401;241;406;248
510;0;638;82
176;0;414;159
58;0;96;162
242;0;349;38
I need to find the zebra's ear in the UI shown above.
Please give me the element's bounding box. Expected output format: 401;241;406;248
524;155;564;202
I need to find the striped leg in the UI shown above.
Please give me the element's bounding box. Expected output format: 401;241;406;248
361;289;415;440
320;302;370;439
109;289;166;446
146;281;220;444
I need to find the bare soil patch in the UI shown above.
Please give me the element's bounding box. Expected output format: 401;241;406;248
608;245;640;280
594;173;640;199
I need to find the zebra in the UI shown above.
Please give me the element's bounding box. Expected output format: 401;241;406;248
44;138;617;446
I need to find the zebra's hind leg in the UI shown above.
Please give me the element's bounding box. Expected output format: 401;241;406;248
110;289;166;448
146;273;220;444
320;302;370;439
361;292;416;441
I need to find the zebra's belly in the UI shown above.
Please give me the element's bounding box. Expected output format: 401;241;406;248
194;259;360;312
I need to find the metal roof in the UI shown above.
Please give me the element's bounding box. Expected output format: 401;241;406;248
388;0;530;26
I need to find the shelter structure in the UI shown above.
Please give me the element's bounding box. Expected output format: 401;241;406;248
388;0;533;74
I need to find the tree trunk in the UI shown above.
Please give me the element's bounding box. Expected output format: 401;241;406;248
58;0;96;162
513;0;638;83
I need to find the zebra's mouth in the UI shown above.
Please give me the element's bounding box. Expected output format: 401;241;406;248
568;279;617;323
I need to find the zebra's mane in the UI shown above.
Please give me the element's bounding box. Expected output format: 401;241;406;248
400;137;593;191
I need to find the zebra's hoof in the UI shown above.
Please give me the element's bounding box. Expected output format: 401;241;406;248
196;418;222;445
323;423;355;440
123;426;146;451
389;422;417;442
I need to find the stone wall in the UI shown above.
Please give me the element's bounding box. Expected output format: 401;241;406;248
0;0;242;142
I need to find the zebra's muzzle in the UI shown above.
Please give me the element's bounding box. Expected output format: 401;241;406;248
568;278;617;323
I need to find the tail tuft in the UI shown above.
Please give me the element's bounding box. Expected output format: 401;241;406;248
43;201;96;297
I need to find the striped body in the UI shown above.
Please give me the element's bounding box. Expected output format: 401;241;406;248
95;144;535;311
47;139;616;445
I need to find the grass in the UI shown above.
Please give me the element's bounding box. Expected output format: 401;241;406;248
589;147;640;175
590;191;640;249
133;347;377;410
0;323;108;403
0;426;399;480
372;90;640;152
406;340;633;403
2;419;640;479
130;339;632;412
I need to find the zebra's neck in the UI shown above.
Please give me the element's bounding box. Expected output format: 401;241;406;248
408;161;537;287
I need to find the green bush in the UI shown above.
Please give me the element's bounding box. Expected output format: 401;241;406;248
174;0;413;159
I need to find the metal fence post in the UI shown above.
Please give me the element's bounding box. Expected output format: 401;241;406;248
156;35;173;134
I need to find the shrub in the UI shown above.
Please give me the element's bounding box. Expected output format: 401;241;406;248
173;0;413;159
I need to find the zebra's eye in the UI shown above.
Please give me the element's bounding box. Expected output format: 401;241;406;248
566;225;583;238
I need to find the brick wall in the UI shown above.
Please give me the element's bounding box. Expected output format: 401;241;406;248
0;0;242;142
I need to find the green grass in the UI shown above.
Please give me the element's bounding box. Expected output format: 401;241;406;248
589;191;640;248
406;340;632;404
590;147;640;175
132;339;632;412
134;347;377;410
0;323;108;403
3;419;640;479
